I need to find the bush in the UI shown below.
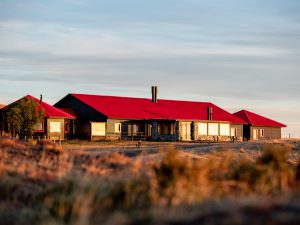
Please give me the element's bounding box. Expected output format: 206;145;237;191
1;139;300;224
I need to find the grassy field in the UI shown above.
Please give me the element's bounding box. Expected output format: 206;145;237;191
1;138;300;225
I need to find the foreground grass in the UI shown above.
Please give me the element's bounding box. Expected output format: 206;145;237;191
1;138;300;225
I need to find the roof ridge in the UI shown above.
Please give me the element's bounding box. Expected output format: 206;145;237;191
243;110;254;125
70;93;212;104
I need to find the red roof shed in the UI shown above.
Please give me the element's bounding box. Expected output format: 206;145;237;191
233;110;286;127
2;95;75;119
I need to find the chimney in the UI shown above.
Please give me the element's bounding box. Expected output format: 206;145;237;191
40;94;43;104
207;107;213;120
151;86;158;103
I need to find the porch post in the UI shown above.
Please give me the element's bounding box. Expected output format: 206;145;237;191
175;121;180;141
151;121;158;140
191;121;195;141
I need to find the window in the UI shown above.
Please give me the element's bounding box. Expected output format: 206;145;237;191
220;124;230;136
198;123;208;135
128;124;139;135
260;129;264;137
133;124;139;133
50;122;61;133
162;124;171;135
208;123;219;136
91;122;106;136
115;123;121;133
33;122;44;132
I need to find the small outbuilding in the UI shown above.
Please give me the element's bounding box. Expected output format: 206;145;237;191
0;95;75;140
233;109;286;141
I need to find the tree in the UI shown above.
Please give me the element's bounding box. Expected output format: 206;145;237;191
6;98;45;137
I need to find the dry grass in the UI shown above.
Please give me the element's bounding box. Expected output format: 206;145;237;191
1;138;300;225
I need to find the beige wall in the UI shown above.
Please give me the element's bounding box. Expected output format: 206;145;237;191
230;124;244;141
250;126;282;140
106;119;128;140
90;119;129;141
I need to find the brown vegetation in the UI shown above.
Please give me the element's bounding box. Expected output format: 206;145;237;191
1;138;300;224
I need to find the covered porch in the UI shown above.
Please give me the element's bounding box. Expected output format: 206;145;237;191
120;120;179;141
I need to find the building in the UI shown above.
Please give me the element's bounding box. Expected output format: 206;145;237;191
54;87;245;141
0;104;5;109
233;109;286;140
0;95;75;140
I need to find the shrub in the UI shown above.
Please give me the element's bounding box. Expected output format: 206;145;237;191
1;139;300;224
258;144;291;171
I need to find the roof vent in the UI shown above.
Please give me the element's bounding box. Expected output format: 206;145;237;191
40;94;43;104
151;86;158;103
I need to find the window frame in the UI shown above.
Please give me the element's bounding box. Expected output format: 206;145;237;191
115;123;122;133
33;122;44;132
260;129;264;137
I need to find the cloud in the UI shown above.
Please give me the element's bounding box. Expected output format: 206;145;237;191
0;20;299;104
0;21;292;60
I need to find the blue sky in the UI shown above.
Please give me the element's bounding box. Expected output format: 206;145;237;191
0;0;299;136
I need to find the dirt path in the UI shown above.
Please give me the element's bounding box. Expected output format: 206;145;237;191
63;140;300;164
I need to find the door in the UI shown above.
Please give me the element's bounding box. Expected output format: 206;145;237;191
253;129;258;140
181;122;191;141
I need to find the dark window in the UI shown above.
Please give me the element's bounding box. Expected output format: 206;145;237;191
260;129;264;137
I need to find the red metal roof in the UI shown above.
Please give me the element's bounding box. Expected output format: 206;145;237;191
2;95;75;119
70;93;245;123
233;110;286;127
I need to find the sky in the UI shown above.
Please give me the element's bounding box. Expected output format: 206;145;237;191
0;0;299;136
